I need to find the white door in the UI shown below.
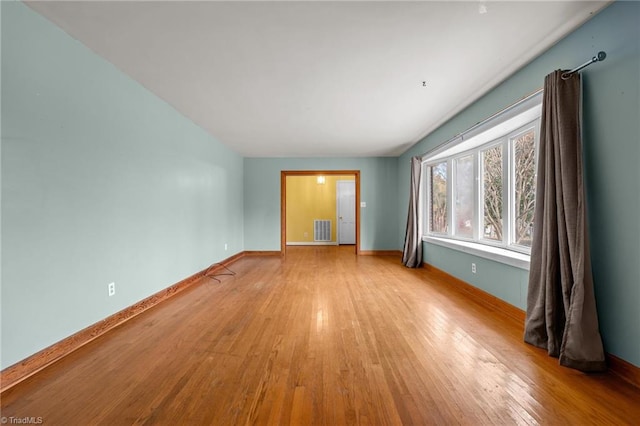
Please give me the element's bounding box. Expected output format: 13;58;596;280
337;180;356;245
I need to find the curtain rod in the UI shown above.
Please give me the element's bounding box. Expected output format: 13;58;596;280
418;51;607;161
419;87;543;161
561;51;606;80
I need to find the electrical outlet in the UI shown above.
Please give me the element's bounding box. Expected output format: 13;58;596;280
108;282;115;297
224;243;228;251
471;263;477;274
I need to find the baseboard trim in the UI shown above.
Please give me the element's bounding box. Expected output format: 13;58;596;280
0;252;245;393
422;262;639;389
607;353;640;390
359;250;403;257
423;263;524;322
243;250;282;256
286;242;338;246
207;251;246;271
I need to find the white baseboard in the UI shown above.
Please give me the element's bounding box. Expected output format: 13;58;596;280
286;242;338;246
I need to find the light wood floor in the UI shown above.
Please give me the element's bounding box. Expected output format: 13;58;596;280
2;246;639;425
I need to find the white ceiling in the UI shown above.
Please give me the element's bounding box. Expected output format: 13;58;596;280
26;1;609;157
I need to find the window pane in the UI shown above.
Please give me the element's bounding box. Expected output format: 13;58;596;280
482;145;503;241
430;163;448;234
454;155;474;238
513;129;536;246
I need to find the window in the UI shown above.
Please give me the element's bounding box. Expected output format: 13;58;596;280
422;92;541;258
429;162;448;234
512;128;536;247
454;155;474;238
481;144;503;242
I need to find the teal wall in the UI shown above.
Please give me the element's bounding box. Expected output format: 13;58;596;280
2;0;638;372
398;2;640;367
244;157;398;251
1;3;244;369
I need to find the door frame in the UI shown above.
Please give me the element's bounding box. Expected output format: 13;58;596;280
281;170;360;255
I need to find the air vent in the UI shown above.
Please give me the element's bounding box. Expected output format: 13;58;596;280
314;220;331;242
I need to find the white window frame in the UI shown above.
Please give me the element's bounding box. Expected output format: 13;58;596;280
421;91;542;270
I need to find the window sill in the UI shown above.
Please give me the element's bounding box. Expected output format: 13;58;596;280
422;236;530;270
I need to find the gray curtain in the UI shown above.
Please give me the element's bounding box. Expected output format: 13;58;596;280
402;156;423;267
524;70;606;372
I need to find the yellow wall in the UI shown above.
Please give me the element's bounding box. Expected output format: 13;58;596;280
286;175;355;243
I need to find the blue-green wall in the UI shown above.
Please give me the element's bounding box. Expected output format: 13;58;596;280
398;2;640;367
244;157;398;251
2;0;638;372
1;2;244;369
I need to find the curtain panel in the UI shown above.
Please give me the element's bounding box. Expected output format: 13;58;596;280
524;70;606;372
402;157;423;268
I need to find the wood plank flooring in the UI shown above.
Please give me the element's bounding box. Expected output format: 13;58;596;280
2;246;639;425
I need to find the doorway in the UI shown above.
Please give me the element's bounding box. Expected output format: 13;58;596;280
281;170;360;255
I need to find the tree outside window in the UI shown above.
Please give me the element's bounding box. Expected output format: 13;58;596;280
430;162;448;234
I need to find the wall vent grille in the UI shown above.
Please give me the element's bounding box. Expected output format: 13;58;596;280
314;220;331;242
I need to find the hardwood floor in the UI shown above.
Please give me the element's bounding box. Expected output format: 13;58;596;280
2;246;639;425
